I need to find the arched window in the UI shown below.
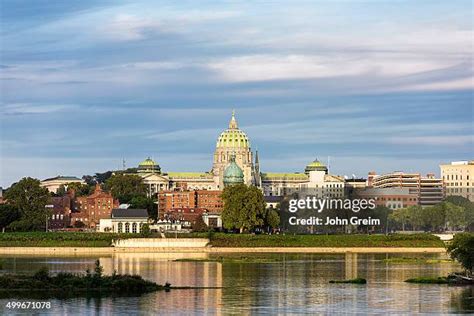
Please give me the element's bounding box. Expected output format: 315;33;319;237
118;222;123;233
132;223;137;233
125;222;130;233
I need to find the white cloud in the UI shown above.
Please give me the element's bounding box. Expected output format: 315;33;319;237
207;54;461;82
1;103;79;115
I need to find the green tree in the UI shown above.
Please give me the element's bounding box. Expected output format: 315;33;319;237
140;223;151;237
221;184;266;233
105;174;147;204
446;233;474;276
192;216;209;232
0;204;20;232
4;177;51;231
445;202;466;231
406;205;425;230
389;207;410;231
445;196;474;228
265;208;280;229
418;204;445;232
66;182;92;196
129;196;157;219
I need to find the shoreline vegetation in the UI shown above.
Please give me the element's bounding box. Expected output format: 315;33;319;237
329;278;367;284
0;260;222;298
0;232;445;248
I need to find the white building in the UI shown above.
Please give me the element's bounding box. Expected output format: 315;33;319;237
99;209;149;233
440;160;474;201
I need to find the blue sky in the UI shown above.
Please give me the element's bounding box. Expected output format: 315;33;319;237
0;0;473;187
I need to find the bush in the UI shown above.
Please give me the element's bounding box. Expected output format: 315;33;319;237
446;233;474;275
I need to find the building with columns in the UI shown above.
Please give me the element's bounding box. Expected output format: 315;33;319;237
133;112;344;197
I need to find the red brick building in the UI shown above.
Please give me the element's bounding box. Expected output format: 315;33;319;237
47;194;73;230
158;189;223;214
70;184;119;228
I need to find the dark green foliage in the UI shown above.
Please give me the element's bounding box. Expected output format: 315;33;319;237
192;216;209;232
0;204;20;231
140;224;151;237
205;232;444;247
329;278;366;284
0;232;141;247
65;182;93;196
105;174;147;204
129;196;157;219
446;233;474;275
0;262;164;295
4;177;51;231
405;277;449;284
221;184;266;232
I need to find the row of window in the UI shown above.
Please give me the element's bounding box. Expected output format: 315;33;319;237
117;222;143;233
443;174;471;180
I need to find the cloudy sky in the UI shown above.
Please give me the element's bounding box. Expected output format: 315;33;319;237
0;0;472;187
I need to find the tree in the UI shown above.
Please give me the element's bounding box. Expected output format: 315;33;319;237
446;233;474;276
140;223;151;237
192;216;209;232
221;184;266;233
66;182;92;196
105;174;147;204
389;207;410;231
422;204;445;232
130;196;157;220
265;209;280;230
0;204;20;232
445;202;466;231
4;177;51;231
445;196;474;228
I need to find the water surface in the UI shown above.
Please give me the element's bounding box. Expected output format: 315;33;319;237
0;252;472;314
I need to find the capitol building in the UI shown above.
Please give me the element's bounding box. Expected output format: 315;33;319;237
135;112;345;197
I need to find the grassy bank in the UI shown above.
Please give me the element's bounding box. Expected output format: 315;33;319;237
0;232;142;247
205;233;445;248
0;232;445;248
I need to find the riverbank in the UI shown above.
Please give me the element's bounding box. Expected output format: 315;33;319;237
0;232;445;248
0;246;446;255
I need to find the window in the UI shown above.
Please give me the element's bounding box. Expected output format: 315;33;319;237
125;222;130;233
118;222;123;233
132;223;137;233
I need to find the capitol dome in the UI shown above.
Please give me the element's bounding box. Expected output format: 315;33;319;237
223;154;244;186
304;158;328;175
138;157;161;174
216;111;250;149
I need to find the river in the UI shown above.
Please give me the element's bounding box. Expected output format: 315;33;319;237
0;252;472;314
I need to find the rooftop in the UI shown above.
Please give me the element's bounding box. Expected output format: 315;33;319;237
111;208;148;218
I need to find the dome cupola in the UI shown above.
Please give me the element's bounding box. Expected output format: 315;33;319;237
304;158;328;175
223;154;245;186
138;157;161;174
216;110;250;149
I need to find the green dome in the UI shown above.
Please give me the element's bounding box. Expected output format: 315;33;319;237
138;157;161;173
223;155;244;186
304;158;328;175
216;111;250;149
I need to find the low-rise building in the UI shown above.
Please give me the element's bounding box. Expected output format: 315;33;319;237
70;184;119;228
47;194;73;230
99;208;149;233
40;175;84;194
368;171;444;206
158;189;223;215
356;188;418;210
440;160;474;201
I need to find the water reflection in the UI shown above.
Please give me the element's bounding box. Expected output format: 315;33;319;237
0;252;472;314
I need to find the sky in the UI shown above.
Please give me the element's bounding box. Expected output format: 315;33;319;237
0;0;473;188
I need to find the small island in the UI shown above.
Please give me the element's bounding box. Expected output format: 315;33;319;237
0;260;170;297
404;233;474;285
329;278;367;284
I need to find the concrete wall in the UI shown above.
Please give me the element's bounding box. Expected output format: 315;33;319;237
112;238;210;248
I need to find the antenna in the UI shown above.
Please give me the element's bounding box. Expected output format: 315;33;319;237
327;156;331;172
122;158;126;170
